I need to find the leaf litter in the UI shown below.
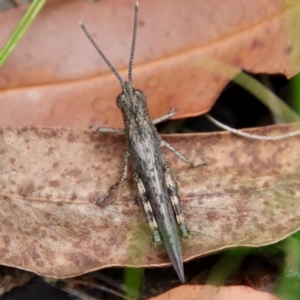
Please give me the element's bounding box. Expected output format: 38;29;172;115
1;0;300;128
0;123;299;277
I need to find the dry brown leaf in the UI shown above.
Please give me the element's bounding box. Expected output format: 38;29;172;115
0;123;299;277
1;0;300;128
149;285;280;300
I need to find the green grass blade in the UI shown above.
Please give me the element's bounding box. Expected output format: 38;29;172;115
197;57;300;123
0;0;46;66
276;233;300;300
291;73;300;115
233;72;300;123
124;267;143;299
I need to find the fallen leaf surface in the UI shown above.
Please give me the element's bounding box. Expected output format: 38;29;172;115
1;0;300;128
0;123;299;277
149;285;280;300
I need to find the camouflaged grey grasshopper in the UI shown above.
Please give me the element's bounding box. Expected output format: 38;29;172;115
80;2;205;283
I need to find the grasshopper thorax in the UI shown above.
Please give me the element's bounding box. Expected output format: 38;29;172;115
116;82;147;112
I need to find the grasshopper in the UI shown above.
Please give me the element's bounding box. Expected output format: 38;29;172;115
80;2;204;283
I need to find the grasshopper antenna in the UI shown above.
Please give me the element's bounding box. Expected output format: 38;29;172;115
79;21;124;86
128;2;139;84
79;2;139;86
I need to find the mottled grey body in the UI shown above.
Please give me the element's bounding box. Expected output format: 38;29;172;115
118;83;190;281
80;2;204;283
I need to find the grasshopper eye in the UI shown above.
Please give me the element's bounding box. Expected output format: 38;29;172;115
116;94;126;108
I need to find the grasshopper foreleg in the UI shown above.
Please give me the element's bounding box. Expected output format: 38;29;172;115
152;108;176;125
97;127;125;134
96;150;129;204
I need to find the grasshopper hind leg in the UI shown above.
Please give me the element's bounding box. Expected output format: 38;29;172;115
163;165;190;239
133;173;163;244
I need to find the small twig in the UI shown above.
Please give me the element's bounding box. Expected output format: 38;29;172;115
206;114;300;141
